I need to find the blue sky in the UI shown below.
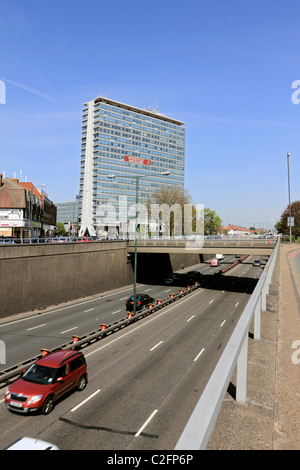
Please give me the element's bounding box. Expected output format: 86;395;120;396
0;0;300;229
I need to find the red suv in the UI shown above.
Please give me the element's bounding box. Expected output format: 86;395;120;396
4;349;88;415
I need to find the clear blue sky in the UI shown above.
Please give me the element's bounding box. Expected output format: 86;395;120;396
1;0;300;229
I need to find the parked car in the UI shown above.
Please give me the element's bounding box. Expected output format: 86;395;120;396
126;294;155;312
5;349;87;415
253;259;261;267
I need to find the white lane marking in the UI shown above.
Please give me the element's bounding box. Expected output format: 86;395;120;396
119;296;128;301
209;299;214;304
27;323;46;331
111;309;121;315
144;288;151;292
220;320;226;327
61;326;78;334
194;348;205;362
84;308;94;313
187;315;195;322
135;409;158;437
86;288;204;358
71;389;101;412
0;286;146;328
150;341;163;351
165;289;171;292
235;302;239;307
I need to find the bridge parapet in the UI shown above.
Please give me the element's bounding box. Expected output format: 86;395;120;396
127;238;277;255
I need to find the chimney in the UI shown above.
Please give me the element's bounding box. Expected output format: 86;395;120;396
0;173;2;187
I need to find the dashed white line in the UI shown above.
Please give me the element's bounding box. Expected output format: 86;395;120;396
150;341;163;351
61;326;78;334
220;320;226;327
187;315;195;322
135;409;158;437
27;323;46;331
194;348;205;361
119;296;128;301
235;302;239;307
209;299;214;304
84;308;95;313
71;389;101;412
111;309;121;315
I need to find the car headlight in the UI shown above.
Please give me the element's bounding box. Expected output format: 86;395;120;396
5;387;10;399
27;395;43;405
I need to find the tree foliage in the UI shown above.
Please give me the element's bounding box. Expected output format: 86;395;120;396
276;200;300;238
204;208;223;235
147;185;222;236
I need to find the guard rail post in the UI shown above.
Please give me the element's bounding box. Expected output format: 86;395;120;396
236;331;249;402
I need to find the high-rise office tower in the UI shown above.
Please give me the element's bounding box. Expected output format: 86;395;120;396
79;97;185;237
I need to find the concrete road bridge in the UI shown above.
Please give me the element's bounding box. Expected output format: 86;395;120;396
127;238;277;256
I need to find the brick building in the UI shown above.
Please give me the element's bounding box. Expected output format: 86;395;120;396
0;175;57;239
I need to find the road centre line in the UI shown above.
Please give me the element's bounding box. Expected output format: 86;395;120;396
61;326;78;334
235;302;239;307
194;348;205;362
220;320;226;327
70;389;101;412
209;299;214;304
119;296;128;301
84;308;95;313
187;315;195;322
150;341;163;351
27;323;46;331
112;309;121;315
135;409;158;437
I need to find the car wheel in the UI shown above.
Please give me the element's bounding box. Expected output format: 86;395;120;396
42;396;55;415
77;374;87;391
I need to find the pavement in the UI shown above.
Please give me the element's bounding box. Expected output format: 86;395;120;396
207;243;300;450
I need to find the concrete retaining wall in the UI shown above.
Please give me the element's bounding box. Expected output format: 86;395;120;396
0;242;205;318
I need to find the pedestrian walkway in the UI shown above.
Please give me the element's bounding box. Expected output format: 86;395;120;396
207;243;300;450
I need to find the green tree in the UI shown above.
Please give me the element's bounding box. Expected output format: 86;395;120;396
56;222;66;235
204;208;222;235
276;200;300;239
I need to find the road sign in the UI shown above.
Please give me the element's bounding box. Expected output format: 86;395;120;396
124;155;151;166
288;217;294;227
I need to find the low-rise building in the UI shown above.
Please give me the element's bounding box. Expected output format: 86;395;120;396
0;175;56;239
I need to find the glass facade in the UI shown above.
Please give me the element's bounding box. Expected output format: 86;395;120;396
79;97;185;236
56;201;79;224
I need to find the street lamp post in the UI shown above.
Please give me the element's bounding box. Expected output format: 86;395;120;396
107;171;170;315
287;153;292;244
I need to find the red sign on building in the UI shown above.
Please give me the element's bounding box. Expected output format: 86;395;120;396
124;155;151;166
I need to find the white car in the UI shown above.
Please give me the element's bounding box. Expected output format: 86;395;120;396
5;437;58;450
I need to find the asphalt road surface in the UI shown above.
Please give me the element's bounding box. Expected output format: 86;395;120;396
0;255;266;450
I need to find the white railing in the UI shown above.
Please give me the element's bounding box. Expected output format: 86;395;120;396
175;238;280;450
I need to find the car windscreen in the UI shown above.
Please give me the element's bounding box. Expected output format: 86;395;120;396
22;364;57;385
